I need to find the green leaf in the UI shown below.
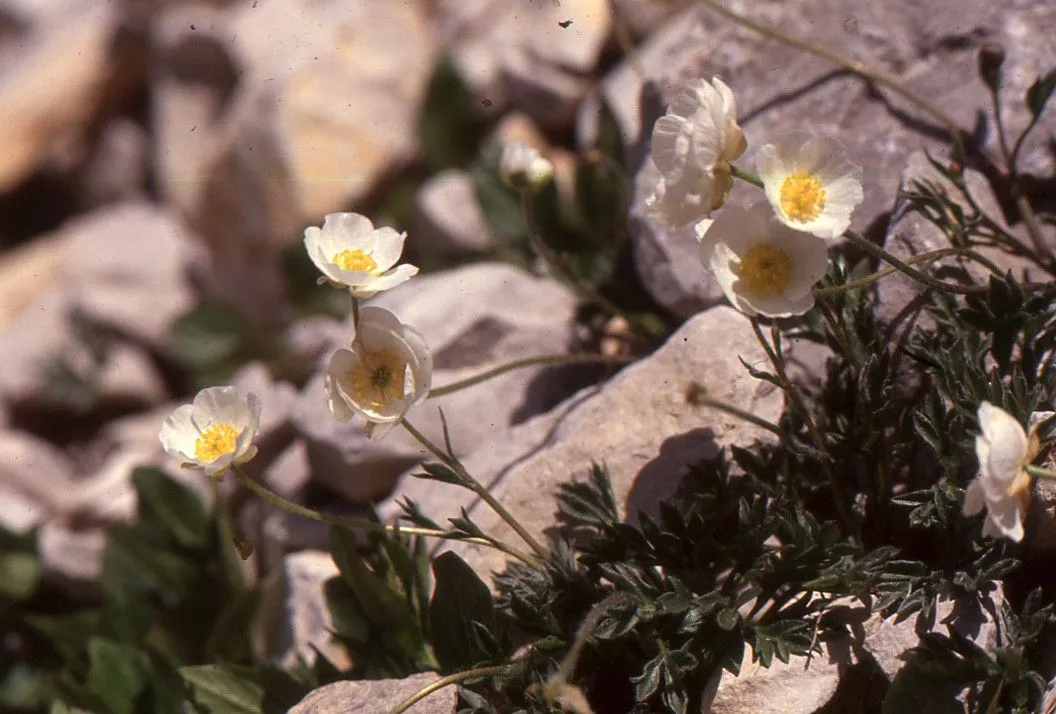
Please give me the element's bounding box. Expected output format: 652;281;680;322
87;639;150;714
429;552;497;672
132;468;211;550
1026;69;1056;119
413;462;463;486
181;665;264;714
0;551;41;601
417;54;482;170
168;301;253;384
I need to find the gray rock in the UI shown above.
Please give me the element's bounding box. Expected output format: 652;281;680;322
294;263;584;504
288;673;456;714
75;117;149;207
383;305;783;579
258;550;350;670
0;430;78;533
38;522;105;592
438;0;612;131
415;169;498;255
0;3;119;191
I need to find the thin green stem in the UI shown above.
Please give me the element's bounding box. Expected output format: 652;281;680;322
429;353;635;398
228;465;533;564
400;418;550;563
812;247;996;296
690;394;784;436
1026;464;1056;482
350;294;361;329
749;320;858;535
388;664;518;714
841;229;988;295
698;0;966;161
729;164;763;188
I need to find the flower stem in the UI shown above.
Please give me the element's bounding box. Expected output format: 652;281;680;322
350;294;361;329
1026;464;1056;482
688;391;784;436
400;418;551;563
697;0;967;161
227;465;534;563
812;247;997;296
388;664;518;714
428;353;635;398
749;319;858;535
729;164;763;187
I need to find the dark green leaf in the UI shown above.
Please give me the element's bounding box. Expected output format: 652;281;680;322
87;639;150;714
132;467;211;550
180;665;264;714
429;552;497;672
1026;69;1056;119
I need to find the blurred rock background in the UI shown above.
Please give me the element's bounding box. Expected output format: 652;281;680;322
0;0;1053;710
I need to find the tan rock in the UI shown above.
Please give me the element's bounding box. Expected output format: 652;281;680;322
385;305;782;579
288;673;456;714
415;170;498;255
0;430;78;533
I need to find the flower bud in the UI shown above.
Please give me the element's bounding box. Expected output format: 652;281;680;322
499;142;554;191
978;42;1005;91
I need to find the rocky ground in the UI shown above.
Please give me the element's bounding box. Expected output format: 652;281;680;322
1;0;1054;712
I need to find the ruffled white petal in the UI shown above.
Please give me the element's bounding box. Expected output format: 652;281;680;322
159;404;199;462
369;228;409;272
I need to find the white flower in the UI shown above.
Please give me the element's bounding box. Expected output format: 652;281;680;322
324;306;432;439
159;386;262;478
697;202;829;318
758;133;864;239
304;213;419;299
644;77;746;227
499;142;554;191
963;401;1039;542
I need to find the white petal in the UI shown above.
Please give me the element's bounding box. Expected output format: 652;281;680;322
368;228;408;271
981;496;1025;542
797;135;849;175
322;212;374;243
650;115;692;178
977;401;1029;492
325;351;357;423
781;229;830;299
159;404;199;462
962;479;985;516
400;323;433;401
193;386;250;427
362;263;419;294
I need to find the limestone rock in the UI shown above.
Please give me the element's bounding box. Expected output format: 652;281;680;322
415;170;498;255
0;4;119;191
288;673;456;714
0;430;78;533
259;550;350;670
75;117;149;208
293;263;584;504
38;522;106;591
383;305;783;579
438;0;612;130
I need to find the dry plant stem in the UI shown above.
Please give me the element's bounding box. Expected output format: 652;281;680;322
749;319;857;534
388;664;518;714
400;418;550;563
697;0;966;161
429;353;635;398
227;465;534;564
988;86;1051;269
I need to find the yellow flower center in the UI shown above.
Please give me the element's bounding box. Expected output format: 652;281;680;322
779;170;826;222
347;349;407;409
333;249;378;274
738;244;793;295
194;422;239;462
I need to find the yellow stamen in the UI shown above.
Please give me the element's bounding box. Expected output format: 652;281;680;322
779;170;826;222
346;349;407;409
195;422;239;462
738;244;793;295
333;249;378;273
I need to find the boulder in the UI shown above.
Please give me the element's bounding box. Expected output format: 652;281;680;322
382;305;783;579
289;673;456;714
414;170;498;255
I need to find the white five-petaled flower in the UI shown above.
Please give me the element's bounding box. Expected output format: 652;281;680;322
758;133;864;239
324;306;432;439
697;202;829;318
304;213;419;299
499;142;554;191
159;386;262;478
643;76;746;227
963;401;1040;542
